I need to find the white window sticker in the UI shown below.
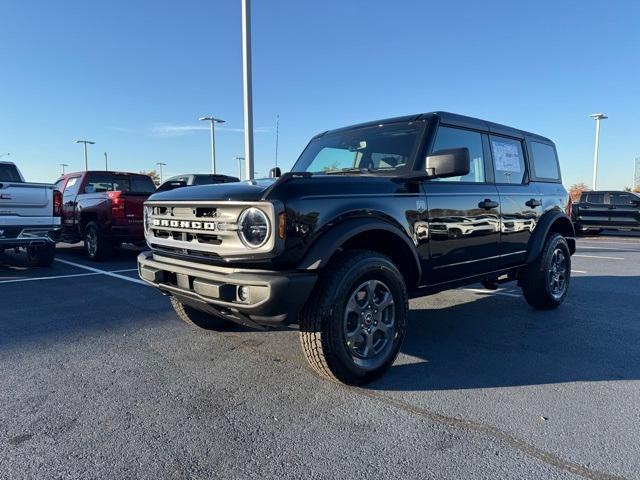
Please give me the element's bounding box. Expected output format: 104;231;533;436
492;140;521;173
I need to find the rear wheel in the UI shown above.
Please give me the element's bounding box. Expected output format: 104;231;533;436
521;233;571;310
170;297;233;330
26;243;56;267
84;221;112;261
299;250;408;385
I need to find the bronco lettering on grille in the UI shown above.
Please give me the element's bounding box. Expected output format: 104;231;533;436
152;218;217;231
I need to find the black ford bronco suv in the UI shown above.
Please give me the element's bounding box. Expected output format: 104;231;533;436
138;112;575;385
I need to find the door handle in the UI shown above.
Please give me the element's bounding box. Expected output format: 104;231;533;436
525;198;542;208
478;199;499;210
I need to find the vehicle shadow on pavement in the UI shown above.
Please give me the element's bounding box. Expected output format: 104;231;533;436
370;275;640;391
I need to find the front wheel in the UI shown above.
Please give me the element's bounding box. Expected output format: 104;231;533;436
521;233;571;310
299;250;408;385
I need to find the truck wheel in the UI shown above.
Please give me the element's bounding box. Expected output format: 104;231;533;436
520;233;571;310
84;221;112;261
26;244;56;267
170;297;232;330
299;250;408;385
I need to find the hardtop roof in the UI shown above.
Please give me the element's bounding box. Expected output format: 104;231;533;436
316;111;553;143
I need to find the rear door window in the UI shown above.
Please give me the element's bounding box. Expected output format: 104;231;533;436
63;176;81;196
610;192;638;205
490;136;526;184
530;142;560;181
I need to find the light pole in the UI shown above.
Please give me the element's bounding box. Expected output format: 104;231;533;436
156;162;166;184
589;113;607;190
242;0;255;180
104;152;109;170
199;116;225;174
60;163;69;174
75;140;95;171
234;156;245;180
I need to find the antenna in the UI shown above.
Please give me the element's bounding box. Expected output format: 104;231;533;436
275;114;279;169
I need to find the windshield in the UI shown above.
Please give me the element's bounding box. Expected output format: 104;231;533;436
292;122;421;174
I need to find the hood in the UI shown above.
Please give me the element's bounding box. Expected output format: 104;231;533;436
148;178;276;202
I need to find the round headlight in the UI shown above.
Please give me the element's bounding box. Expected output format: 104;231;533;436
238;208;270;248
143;206;152;234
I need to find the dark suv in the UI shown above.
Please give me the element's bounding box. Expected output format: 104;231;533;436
572;190;640;234
138;112;575;385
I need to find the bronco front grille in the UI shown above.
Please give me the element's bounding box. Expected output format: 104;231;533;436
144;201;276;257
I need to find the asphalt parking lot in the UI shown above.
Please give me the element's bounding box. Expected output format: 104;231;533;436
1;235;639;480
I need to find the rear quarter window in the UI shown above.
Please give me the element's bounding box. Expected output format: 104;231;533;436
530;142;560;181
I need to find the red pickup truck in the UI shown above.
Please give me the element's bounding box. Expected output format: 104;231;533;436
56;171;156;260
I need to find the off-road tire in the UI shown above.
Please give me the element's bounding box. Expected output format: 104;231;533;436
299;250;408;385
84;221;113;261
521;233;571;310
26;243;56;267
170;297;232;330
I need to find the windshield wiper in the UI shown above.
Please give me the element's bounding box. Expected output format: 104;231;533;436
324;167;372;175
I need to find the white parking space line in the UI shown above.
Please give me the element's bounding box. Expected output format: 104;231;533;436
0;267;140;285
576;244;640;252
463;288;521;298
572;270;588;274
54;258;147;285
573;254;624;260
0;272;102;284
577;239;640;245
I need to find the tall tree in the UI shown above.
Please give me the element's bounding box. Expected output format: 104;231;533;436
568;183;590;202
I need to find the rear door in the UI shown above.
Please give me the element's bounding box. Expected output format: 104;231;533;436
608;192;640;229
62;175;82;228
489;135;538;265
577;192;607;228
423;126;501;283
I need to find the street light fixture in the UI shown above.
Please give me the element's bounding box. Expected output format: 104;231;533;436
75;140;95;171
60;163;69;174
156;162;167;184
199;116;225;174
589;113;608;190
241;0;255;180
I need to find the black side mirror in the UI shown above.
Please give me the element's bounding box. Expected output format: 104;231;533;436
426;148;470;179
269;167;282;178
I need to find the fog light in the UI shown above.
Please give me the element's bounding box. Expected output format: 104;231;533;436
238;285;250;302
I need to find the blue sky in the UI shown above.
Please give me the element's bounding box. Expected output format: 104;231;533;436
1;0;638;188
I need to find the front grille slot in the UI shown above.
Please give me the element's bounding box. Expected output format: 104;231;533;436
196;207;217;218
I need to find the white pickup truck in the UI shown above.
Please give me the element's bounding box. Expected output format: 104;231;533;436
0;161;62;266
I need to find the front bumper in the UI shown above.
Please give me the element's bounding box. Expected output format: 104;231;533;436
137;250;317;327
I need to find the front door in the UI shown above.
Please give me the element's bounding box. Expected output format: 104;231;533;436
423;126;501;283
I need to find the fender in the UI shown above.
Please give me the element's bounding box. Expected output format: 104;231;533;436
298;217;422;280
525;210;576;263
